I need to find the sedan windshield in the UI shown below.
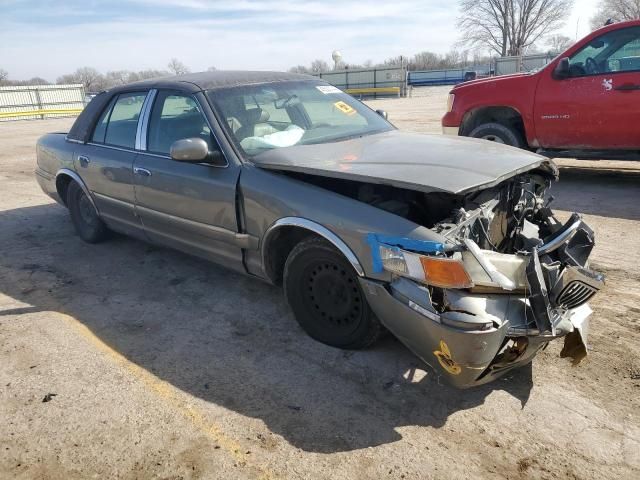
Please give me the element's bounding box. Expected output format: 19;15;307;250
207;81;393;157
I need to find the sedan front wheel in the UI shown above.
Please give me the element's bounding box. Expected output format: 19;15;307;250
283;237;383;349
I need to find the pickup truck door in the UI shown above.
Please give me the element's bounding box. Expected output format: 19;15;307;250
77;91;148;237
132;90;245;272
534;25;640;149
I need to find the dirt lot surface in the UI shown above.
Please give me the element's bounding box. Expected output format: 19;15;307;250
1;91;640;479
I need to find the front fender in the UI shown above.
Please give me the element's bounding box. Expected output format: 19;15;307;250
239;165;448;280
262;217;365;277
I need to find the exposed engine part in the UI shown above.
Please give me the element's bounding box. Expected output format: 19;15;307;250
286;169;604;320
281;171;464;228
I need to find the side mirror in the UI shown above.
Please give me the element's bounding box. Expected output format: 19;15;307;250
170;138;223;164
553;57;571;80
376;109;388;120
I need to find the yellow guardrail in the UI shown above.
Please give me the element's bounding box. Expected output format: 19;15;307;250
345;87;400;95
0;108;83;119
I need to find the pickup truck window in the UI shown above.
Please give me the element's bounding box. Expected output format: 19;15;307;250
147;92;217;155
569;26;640;76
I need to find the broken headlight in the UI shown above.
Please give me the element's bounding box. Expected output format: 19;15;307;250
379;245;473;289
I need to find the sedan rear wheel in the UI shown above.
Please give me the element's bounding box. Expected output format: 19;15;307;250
283;237;382;349
67;181;108;243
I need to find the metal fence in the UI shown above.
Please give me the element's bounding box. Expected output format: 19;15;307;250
314;66;407;97
0;84;85;122
408;63;493;86
494;53;558;75
403;54;561;87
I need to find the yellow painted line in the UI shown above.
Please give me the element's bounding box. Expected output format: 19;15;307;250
56;312;277;480
345;87;400;95
0;108;83;118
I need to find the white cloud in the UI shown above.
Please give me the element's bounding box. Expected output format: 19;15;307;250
0;0;597;81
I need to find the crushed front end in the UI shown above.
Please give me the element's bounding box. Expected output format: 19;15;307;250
361;163;604;387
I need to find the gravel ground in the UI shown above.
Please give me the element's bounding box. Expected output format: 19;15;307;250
1;92;639;479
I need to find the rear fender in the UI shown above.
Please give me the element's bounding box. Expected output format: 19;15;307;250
56;168;98;211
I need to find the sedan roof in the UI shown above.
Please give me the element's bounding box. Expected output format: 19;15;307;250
67;71;318;142
109;71;316;94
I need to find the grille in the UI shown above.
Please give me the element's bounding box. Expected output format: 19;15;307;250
556;280;598;309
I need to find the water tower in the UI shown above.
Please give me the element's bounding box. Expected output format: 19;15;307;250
332;50;342;70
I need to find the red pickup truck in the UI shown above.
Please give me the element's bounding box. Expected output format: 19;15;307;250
442;20;640;156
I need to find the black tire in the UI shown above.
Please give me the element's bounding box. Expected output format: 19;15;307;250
468;122;525;148
66;181;108;243
283;237;383;349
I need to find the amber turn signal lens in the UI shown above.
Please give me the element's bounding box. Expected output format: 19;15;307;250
419;256;473;289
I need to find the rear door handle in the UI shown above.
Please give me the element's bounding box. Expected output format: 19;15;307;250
133;167;152;177
78;155;90;167
614;84;640;91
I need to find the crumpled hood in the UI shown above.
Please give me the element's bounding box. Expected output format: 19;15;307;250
251;130;555;195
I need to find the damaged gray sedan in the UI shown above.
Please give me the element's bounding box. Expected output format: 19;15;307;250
35;71;604;387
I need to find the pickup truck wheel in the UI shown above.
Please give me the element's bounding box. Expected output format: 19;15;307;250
468;122;525;148
283;237;382;349
67;181;108;243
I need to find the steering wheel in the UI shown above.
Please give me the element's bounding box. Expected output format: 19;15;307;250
585;57;599;75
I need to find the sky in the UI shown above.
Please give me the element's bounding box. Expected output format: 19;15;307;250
0;0;599;82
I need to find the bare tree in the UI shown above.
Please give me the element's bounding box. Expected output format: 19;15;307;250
206;66;217;72
546;34;573;52
310;59;330;73
411;51;441;70
0;77;52;86
458;0;573;56
591;0;640;29
291;49;491;75
167;58;190;75
26;77;50;85
289;65;310;74
105;70;132;86
131;69;169;81
0;68;8;83
57;67;106;92
380;55;406;67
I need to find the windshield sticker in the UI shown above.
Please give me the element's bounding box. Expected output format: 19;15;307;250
316;85;342;94
334;101;356;115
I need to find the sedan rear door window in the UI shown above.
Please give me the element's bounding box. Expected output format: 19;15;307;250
92;92;146;149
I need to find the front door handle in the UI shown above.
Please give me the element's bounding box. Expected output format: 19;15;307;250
78;155;90;167
133;167;152;177
614;83;640;91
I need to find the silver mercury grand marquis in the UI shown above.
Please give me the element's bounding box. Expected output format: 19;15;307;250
35;71;604;387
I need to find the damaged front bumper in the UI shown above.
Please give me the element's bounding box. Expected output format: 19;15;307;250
362;215;604;388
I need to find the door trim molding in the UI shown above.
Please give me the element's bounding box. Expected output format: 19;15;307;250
136;205;258;249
